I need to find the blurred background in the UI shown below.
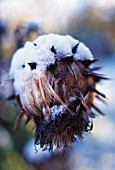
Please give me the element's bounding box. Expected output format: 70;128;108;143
0;0;115;170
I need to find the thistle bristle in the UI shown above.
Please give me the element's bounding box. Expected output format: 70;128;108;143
78;59;98;67
89;85;107;99
74;88;88;109
90;66;102;71
21;116;31;128
92;103;105;116
96;95;107;104
13;109;25;129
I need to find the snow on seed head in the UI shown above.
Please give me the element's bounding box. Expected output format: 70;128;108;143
10;34;94;80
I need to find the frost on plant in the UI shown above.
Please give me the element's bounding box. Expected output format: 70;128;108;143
8;34;108;152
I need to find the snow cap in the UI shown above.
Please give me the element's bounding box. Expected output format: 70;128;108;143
10;34;94;79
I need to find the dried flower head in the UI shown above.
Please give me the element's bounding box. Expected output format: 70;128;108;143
9;34;107;152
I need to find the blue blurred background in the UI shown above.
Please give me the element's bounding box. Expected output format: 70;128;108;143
0;0;115;170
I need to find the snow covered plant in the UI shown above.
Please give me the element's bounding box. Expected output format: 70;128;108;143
2;34;108;151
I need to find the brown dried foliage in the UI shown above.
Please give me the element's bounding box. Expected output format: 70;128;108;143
14;57;107;151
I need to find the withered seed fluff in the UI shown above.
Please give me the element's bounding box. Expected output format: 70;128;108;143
9;34;107;152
